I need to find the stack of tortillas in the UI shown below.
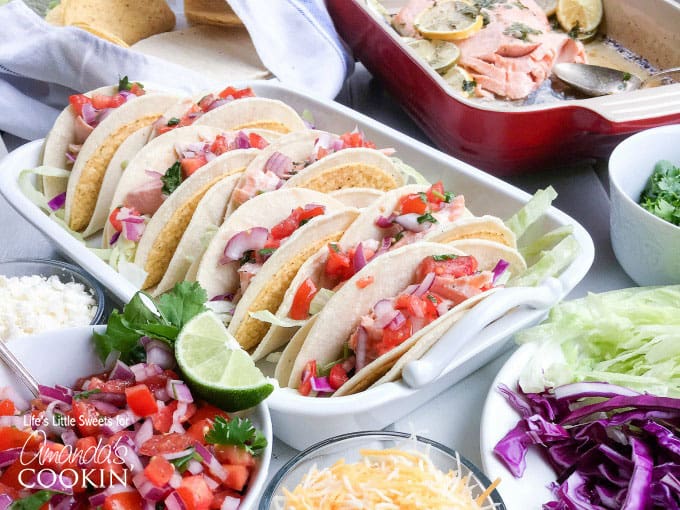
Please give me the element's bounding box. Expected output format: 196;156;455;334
44;0;270;82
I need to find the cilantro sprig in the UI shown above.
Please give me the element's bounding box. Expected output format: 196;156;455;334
93;282;208;364
161;161;183;196
639;160;680;226
9;491;58;510
205;416;267;456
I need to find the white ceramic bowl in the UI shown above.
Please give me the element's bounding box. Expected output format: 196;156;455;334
609;125;680;286
0;326;272;510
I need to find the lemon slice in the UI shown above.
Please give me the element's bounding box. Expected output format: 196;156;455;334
414;0;484;41
535;0;558;16
443;66;476;97
406;38;461;73
556;0;603;34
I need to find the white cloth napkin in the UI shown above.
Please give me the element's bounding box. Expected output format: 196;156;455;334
0;0;353;142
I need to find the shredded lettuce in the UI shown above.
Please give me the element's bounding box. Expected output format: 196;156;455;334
519;225;573;265
248;310;306;328
508;235;578;288
505;186;557;240
109;238;147;288
205;300;235;326
308;288;335;315
517;285;680;396
265;352;282;364
391;157;430;185
18;166;70;213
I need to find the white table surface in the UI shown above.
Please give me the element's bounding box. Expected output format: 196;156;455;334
0;65;636;491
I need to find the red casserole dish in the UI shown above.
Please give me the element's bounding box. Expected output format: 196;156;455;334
327;0;680;174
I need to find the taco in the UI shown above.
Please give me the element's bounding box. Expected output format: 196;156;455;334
152;87;306;138
195;189;358;351
103;126;279;247
62;81;181;232
329;188;384;209
252;182;514;361
284;240;526;396
228;130;405;210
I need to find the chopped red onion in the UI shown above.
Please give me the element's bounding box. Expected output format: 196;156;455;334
491;259;510;284
221;495;241;510
204;475;220;491
109;360;134;381
206;98;230;111
394;213;429;232
234;131;250;149
220;227;269;264
130;363;162;382
355;327;368;372
118;90;135;101
170;401;188;434
374;237;392;258
109;230;121;245
60;429;78;448
52;494;77;510
375;214;395;228
30;471;73;495
168;472;182;489
145;340;175;370
165;491;188;510
39;384;73;405
313;132;335;152
167;380;194;403
144;169;163;181
373;299;398;329
412;272;435;297
95;107;114;125
310;376;334;393
264;151;293;178
341;355;356;373
133;472;168;501
91;400;119;415
436;301;450;316
114;437;144;473
47;192;66;211
387;311;406;331
65;151;76;163
210;293;234;302
122;217;146;242
80;102;97;125
135;418;154;450
0;448;21;468
187;459;204;475
161;448;195;461
102;409;139;435
353;242;367;273
194;442;226;481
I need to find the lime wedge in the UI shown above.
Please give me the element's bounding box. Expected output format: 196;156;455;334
406;38;460;73
176;311;275;411
414;0;483;41
556;0;603;34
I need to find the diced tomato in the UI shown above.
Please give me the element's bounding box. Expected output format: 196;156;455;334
125;385;158;417
108;207;123;232
91;93;126;110
213;445;255;468
0;428;40;451
104;491;143;510
142;371;171;390
298;205;325;222
416;255;478;281
263;236;280;250
38;441;74;470
325;244;352;281
379;318;412;356
218;86;255;100
298;360;317;397
88;449;126;489
210;489;242;509
188;403;230;426
145;456;175;487
88;377;133;394
340;131;376;149
0;400;15;417
140;433;194;456
426;181;446;205
177;475;213;510
69;94;91;117
356;276;374;289
210;134;230;156
181;155;208;178
0;482;20;500
198;94;217;111
70;400;101;436
395;294;429;319
129;83;145;96
399;193;428;215
316;147;330;159
329;364;349;390
186;418;212;445
222;465;250;492
0;454;39;489
289;278;318;320
248;132;268;149
152;401;196;433
270;212;300;241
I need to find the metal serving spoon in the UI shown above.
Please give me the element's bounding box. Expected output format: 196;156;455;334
553;63;680;97
0;342;40;396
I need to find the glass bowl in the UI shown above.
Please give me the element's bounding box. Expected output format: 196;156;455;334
0;258;106;334
260;431;505;509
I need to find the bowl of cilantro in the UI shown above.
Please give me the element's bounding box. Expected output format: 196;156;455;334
609;124;680;286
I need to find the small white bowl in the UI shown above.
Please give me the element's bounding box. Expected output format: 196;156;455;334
609;125;680;286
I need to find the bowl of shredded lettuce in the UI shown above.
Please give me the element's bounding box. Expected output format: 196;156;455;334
609;125;680;286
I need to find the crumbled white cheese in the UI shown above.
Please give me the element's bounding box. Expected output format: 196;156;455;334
0;275;97;341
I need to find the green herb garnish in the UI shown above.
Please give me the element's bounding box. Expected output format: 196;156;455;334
161;161;183;195
417;212;438;224
503;22;542;41
432;254;459;261
513;0;527;9
258;248;276;256
426;294;438;303
169;448;204;473
567;22;580;39
167;117;180;126
639;160;680;226
393;231;405;243
73;389;102;400
205;416;267;456
462;80;477;93
118;76;143;92
622;72;632;82
9;491;58;510
239;250;256;267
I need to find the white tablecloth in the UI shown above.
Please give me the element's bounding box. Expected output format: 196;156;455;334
0;65;635;483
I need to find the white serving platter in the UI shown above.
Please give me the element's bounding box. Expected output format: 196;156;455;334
0;81;594;450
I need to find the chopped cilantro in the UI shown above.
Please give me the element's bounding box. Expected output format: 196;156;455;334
169;448;203;473
432;254;459;261
161;161;183;195
504;22;542;42
329;243;340;253
567;22;581;39
417;212;438;224
462;79;477;93
513;0;527;9
426;294;438;303
639;160;680;226
118;76;143;92
205;416;267;456
239;250;255;267
622;72;632;82
444;191;455;203
258;248;276;256
167;117;180;126
73;389;101;400
9;491;58;510
419;192;429;203
393;231;405;243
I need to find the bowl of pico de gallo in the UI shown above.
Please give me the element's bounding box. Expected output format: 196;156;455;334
0;323;272;510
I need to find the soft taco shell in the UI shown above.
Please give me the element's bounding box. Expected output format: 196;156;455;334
446;239;527;275
275;315;318;386
42;85;116;202
65;93;181;233
194;97;306;134
82;125;153;237
429;215;517;248
329;188;384;209
135;150;259;290
152;173;242;297
196;188;346;301
287;242;466;388
229;208;360;352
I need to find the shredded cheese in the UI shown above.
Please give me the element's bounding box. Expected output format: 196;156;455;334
276;448;497;510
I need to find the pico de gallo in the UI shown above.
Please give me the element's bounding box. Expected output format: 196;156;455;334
0;360;266;509
215;204;327;303
230;129;378;207
286;182;466;320
297;253;510;396
154;87;256;136
107;131;270;248
66;77;145;166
